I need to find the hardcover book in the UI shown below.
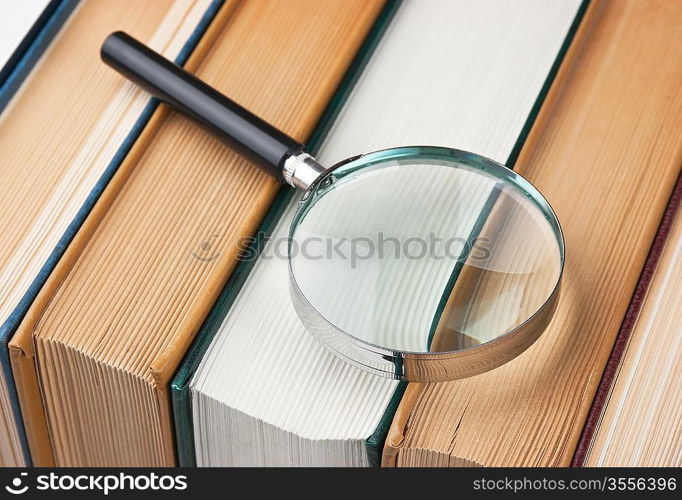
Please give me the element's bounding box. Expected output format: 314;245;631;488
9;0;385;466
0;0;221;467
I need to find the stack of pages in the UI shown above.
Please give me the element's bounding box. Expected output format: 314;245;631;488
585;180;681;466
179;0;583;466
0;0;220;467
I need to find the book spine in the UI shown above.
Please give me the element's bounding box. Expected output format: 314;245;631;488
0;0;80;113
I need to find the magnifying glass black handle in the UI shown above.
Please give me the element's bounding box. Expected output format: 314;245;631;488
101;31;302;183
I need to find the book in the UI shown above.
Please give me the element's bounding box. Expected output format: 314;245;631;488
0;0;220;467
583;177;681;466
0;0;79;111
0;0;51;73
177;0;584;467
383;0;682;467
9;0;385;466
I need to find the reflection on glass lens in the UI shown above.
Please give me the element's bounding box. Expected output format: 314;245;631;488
290;148;562;353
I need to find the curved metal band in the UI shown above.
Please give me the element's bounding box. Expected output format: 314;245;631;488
290;274;561;382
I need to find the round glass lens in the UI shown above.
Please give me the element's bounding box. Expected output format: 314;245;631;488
289;147;563;354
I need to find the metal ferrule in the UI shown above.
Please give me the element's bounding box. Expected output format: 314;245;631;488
283;150;327;190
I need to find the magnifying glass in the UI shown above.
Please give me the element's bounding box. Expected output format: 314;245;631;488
101;32;564;382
